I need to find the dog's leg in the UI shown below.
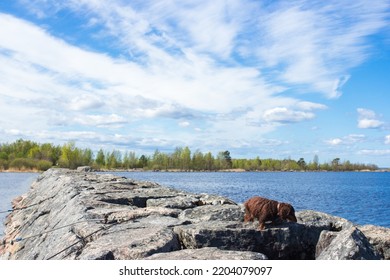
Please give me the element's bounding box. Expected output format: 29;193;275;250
258;222;265;231
244;208;251;222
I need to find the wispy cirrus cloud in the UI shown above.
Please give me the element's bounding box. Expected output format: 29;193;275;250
0;0;389;161
20;0;389;100
255;1;389;98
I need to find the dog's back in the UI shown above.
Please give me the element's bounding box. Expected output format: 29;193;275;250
244;196;277;221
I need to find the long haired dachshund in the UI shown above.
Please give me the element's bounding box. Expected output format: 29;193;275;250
244;196;297;230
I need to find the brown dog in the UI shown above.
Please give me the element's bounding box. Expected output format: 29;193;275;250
244;196;297;230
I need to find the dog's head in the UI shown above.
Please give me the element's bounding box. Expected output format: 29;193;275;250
277;202;297;222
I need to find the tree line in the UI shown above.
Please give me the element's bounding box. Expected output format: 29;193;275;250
0;139;379;172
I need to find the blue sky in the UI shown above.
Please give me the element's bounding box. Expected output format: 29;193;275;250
0;0;390;166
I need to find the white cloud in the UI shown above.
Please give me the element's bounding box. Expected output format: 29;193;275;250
69;94;105;111
385;135;390;145
0;11;277;116
0;0;389;157
23;0;389;100
357;108;384;129
325;134;366;146
5;129;24;136
257;100;327;125
263;107;315;124
0;10;288;148
295;101;328;111
358;149;390;156
255;1;389;98
358;119;384;129
326;138;343;146
357;108;377;119
345;134;367;143
178;121;190;128
152;0;244;59
73;114;127;127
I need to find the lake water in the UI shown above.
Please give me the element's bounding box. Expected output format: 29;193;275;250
112;171;390;228
0;173;39;235
1;171;389;236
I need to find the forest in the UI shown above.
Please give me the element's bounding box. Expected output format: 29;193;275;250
0;139;379;172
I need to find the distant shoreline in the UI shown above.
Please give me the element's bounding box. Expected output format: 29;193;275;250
0;168;42;173
1;167;390;173
103;169;390;173
0;140;383;174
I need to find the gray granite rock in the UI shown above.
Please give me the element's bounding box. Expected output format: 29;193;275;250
1;168;388;260
178;204;244;223
296;210;354;231
359;225;390;260
145;247;268;260
316;227;382;260
174;220;321;260
315;230;339;258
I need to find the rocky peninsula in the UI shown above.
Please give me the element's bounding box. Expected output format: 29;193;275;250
1;168;389;260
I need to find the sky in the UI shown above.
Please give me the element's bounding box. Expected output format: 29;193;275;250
0;0;390;167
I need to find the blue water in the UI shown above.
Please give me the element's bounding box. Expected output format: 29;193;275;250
0;173;39;235
111;171;390;228
1;172;389;233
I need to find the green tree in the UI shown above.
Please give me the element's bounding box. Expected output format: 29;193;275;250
0;159;8;170
204;152;215;170
82;148;93;166
253;157;262;170
11;139;37;158
128;151;138;169
106;150;121;169
217;150;232;169
152;149;167;170
122;151;138;169
181;146;192;170
138;155;148;168
36;160;53;171
171;147;183;169
0;151;8;160
297;158;306;170
58;142;92;169
192;150;204;171
95;149;106;168
313;154;319;170
332;158;340;171
28;146;41;160
42;143;61;165
58;142;78;169
320;162;331;171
